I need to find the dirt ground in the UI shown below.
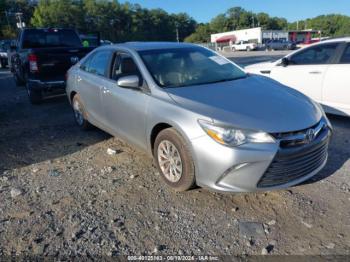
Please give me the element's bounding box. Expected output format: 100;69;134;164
0;67;350;258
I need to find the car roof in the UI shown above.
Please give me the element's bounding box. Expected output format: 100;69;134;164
321;37;350;43
110;41;199;51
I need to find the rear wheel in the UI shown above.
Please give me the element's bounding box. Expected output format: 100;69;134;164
14;72;25;86
72;94;92;130
246;46;251;52
232;47;236;52
154;128;196;191
26;83;43;104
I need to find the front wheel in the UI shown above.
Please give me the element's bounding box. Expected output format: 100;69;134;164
154;128;196;192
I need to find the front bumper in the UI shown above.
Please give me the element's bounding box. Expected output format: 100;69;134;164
27;79;66;93
191;121;331;192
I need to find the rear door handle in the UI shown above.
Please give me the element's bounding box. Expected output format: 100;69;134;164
309;71;322;74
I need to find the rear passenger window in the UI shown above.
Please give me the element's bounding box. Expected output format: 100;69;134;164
340;45;350;64
87;50;111;76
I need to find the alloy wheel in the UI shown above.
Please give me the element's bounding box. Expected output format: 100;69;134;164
157;140;183;183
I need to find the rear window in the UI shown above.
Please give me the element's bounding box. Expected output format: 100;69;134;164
22;29;82;49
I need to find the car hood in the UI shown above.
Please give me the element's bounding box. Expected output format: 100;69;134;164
245;61;276;71
166;75;322;133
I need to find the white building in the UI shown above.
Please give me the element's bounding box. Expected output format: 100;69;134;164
211;27;288;50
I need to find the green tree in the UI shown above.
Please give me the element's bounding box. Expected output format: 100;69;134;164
184;23;212;43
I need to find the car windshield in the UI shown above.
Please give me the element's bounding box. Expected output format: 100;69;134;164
22;29;82;48
139;47;246;88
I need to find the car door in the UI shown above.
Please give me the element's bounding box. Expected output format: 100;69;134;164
77;50;112;125
270;43;340;102
322;43;350;115
101;51;150;151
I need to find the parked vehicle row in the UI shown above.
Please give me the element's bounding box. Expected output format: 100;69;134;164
245;37;350;117
229;39;297;52
4;29;340;193
66;42;332;193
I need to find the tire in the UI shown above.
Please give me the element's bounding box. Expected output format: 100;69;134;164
72;94;92;130
26;83;43;104
246;46;251;52
0;60;4;69
232;47;236;52
14;72;25;86
154;128;196;192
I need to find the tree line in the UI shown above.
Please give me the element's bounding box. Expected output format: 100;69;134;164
1;1;350;43
185;7;350;43
0;0;197;42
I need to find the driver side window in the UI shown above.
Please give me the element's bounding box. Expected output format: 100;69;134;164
290;43;338;65
111;53;142;82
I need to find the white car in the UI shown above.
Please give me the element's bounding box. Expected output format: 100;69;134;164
245;38;350;116
232;41;257;52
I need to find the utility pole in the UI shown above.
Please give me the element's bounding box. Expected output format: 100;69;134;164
4;11;11;28
251;16;255;28
175;22;179;43
297;21;299;30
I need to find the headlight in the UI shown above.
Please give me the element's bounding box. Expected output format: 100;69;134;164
198;120;275;147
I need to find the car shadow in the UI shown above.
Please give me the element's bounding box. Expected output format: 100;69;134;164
0;72;111;173
299;113;350;186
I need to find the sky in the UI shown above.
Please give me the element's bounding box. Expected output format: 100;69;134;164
119;0;350;23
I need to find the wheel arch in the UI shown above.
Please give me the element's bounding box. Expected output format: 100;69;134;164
150;123;173;154
70;91;77;104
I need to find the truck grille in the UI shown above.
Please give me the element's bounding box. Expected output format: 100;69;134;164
258;121;330;188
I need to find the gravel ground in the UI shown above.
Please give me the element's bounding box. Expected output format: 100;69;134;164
0;65;350;258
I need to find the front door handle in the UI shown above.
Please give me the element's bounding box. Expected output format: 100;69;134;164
309;71;322;74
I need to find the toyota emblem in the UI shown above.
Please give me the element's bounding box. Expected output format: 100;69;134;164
305;129;315;143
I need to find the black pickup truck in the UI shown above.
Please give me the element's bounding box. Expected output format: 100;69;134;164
11;28;94;104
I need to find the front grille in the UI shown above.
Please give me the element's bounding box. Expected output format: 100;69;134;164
258;122;330;188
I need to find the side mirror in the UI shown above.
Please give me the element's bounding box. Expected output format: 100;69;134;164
117;75;141;89
281;57;289;67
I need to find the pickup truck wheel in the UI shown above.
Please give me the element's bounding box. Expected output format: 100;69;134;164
72;94;91;130
154;128;196;192
232;47;236;52
26;84;42;104
14;73;25;86
247;47;251;52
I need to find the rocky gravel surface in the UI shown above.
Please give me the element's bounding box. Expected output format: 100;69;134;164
0;68;350;258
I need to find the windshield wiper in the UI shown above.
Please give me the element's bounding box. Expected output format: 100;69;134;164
163;75;247;89
205;76;246;84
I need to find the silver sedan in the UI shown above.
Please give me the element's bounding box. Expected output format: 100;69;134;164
66;42;332;192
